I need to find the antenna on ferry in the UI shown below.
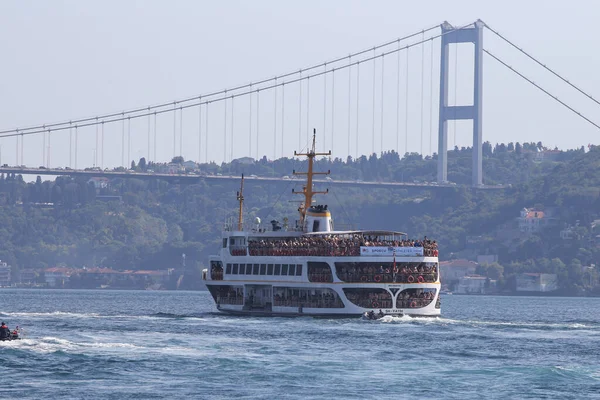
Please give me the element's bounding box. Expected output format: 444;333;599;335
237;174;245;231
292;129;331;226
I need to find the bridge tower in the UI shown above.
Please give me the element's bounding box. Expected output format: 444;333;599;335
437;20;484;186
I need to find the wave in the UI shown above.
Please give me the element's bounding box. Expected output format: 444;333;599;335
373;315;596;330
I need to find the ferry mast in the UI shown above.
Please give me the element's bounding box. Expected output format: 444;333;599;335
236;174;245;231
293;129;331;226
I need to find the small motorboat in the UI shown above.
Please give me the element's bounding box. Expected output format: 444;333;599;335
0;324;23;341
361;311;386;321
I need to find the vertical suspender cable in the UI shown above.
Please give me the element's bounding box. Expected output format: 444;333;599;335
122;114;125;167
249;84;253;159
355;61;360;159
331;68;335;156
101;121;105;168
396;42;401;156
20;133;23;166
405;47;409;155
173;102;177;158
298;70;302;150
372;49;376;155
429;38;434;156
205;103;209;163
47;130;51;168
323;63;327;149
420;31;425;156
281;83;285;157
223;95;227;163
43;126;46;167
128;117;131;166
274;78;277;160
198;99;202;163
380;54;385;154
95;118;99;166
147;109;151;162
69;124;73;168
180;107;183;158
347;56;352;159
231;96;235;162
306;77;310;144
15;133;18;166
153;113;157;163
256;90;260;159
75;125;78;169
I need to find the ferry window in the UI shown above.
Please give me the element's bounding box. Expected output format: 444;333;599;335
232;264;239;274
222;238;227;248
226;264;232;274
282;264;289;275
267;264;274;275
260;264;267;275
246;264;253;274
296;265;303;276
239;264;245;274
274;264;281;275
288;264;296;276
253;264;259;275
230;238;235;245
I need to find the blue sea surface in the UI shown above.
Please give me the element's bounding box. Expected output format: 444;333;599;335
1;290;599;399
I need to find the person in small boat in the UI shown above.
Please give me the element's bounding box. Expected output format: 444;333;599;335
378;310;385;318
0;322;9;339
367;310;376;320
11;326;19;338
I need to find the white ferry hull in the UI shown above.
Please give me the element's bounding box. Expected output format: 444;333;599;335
205;281;441;318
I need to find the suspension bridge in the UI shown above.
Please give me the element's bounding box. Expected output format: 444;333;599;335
0;19;598;187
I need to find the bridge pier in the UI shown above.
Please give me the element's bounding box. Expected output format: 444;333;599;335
437;20;484;186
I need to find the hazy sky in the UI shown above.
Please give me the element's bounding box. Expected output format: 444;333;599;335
0;1;598;169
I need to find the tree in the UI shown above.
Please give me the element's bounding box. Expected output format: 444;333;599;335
172;156;184;164
515;142;522;154
131;160;136;170
139;157;147;171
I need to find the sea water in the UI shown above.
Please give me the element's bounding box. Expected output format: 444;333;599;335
1;290;599;399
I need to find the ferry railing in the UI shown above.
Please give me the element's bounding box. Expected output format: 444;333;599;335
273;299;344;308
395;298;435;308
216;296;244;305
308;273;334;283
247;245;438;258
346;298;393;309
229;246;248;256
336;271;438;284
210;271;224;281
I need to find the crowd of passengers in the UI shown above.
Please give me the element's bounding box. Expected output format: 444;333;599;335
211;266;224;280
345;291;393;309
308;266;333;282
346;290;435;309
246;235;438;257
336;263;437;283
273;291;343;308
212;286;243;305
396;290;436;308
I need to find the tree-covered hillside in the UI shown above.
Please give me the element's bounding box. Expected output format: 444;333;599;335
1;141;599;294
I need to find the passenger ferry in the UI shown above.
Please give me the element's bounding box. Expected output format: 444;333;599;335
202;131;441;317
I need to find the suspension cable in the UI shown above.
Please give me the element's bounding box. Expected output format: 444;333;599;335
0;25;441;136
198;98;201;163
429;37;434;155
484;49;600;131
0;23;476;140
484;23;600;108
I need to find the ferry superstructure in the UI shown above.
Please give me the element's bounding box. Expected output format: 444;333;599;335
202;131;441;317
